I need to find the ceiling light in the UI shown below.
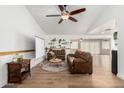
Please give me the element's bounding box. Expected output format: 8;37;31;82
61;14;69;20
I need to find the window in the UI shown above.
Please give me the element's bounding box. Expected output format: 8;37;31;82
70;39;110;55
80;40;100;54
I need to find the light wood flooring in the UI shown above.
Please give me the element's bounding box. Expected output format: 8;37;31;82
16;55;124;88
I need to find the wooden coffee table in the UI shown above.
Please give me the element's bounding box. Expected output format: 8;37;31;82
49;58;62;67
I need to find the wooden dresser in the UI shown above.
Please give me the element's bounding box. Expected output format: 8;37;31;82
7;59;31;83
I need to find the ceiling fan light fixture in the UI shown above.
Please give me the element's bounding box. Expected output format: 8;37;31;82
46;5;86;24
61;14;69;20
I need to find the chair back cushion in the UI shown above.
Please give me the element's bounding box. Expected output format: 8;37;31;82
74;50;82;58
74;50;91;61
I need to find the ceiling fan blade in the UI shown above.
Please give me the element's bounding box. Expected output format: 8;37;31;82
70;8;86;15
46;15;61;17
69;17;78;22
58;18;63;24
58;5;64;12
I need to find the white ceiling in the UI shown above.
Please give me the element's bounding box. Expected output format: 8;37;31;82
26;5;114;35
87;19;117;35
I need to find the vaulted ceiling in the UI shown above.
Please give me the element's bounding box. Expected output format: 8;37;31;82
26;5;115;35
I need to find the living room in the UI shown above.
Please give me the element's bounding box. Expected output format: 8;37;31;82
0;4;124;89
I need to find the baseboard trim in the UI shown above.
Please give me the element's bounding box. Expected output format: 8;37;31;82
117;73;124;80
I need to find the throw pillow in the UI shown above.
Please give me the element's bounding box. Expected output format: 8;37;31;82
49;51;55;56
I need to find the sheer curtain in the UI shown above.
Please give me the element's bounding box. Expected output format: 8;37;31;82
70;41;79;49
70;39;110;55
80;40;100;54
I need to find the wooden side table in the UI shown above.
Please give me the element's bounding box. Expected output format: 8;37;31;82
7;59;31;83
49;58;62;67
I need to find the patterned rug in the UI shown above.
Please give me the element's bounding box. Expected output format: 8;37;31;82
41;60;68;72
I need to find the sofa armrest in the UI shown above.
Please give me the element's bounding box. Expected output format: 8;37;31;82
67;54;75;57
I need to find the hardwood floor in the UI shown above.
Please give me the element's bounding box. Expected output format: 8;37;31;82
15;55;124;88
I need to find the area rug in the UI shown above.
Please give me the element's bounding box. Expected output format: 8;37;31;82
41;60;68;72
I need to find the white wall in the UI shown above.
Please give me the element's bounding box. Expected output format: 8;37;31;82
0;6;46;51
0;6;46;87
117;6;124;80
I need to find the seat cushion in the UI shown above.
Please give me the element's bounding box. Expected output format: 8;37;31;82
73;58;87;63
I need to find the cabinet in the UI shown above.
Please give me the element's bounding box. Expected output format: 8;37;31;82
7;59;31;83
111;50;118;75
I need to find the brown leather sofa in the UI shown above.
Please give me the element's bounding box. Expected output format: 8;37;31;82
47;49;65;60
67;50;93;74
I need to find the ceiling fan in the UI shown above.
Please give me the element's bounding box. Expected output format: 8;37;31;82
46;5;86;24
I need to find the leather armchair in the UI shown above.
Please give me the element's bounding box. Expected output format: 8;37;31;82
67;51;93;74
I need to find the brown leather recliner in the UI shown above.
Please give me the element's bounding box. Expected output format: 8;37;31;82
47;49;65;60
67;50;93;74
